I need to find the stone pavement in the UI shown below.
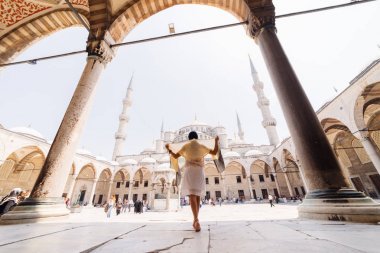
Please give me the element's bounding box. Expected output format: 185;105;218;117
0;203;379;253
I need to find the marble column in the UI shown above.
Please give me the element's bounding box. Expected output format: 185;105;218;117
128;180;133;200
88;179;97;206
284;173;294;197
274;174;282;197
166;183;171;210
106;181;113;201
247;176;254;200
221;176;227;198
66;175;77;201
246;0;380;222
359;136;380;175
1;39;114;224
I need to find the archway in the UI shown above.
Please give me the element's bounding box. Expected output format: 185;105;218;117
111;168;130;203
0;146;45;196
322;117;379;198
62;163;76;199
224;161;248;201
72;164;96;206
272;157;291;198
94;168;112;205
282;149;305;197
250;159;276;199
204;163;222;201
132;167;152;202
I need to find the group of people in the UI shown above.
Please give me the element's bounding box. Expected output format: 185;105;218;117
104;196;148;218
0;188;29;216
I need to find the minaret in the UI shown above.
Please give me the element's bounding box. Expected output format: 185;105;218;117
112;75;133;160
236;112;245;141
249;55;280;146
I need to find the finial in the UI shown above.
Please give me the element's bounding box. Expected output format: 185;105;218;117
248;54;257;75
127;73;134;90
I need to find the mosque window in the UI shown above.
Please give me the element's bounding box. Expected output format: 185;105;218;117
270;174;275;182
144;180;149;187
116;182;121;188
294;187;300;196
300;186;306;195
134;181;139;187
205;177;209;184
259;175;265;182
238;190;245;197
215;191;221;198
214;177;220;184
236;176;242;183
125;181;130;188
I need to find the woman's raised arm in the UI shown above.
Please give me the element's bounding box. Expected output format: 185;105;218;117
210;136;219;156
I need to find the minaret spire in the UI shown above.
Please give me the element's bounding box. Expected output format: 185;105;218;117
160;120;164;140
236;111;244;141
112;75;134;160
249;55;280;146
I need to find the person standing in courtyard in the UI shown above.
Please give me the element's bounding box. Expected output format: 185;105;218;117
268;194;275;207
106;195;116;218
166;132;219;232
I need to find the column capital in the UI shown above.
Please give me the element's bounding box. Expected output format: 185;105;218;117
245;0;276;39
86;32;115;64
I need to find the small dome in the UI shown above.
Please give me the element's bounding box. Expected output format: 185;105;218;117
77;148;92;156
157;163;171;170
140;157;156;164
11;126;45;139
159;155;170;163
121;158;137;165
110;161;119;166
96;156;108;162
223;151;240;158
245;150;263;157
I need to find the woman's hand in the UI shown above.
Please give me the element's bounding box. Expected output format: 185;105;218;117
165;143;170;151
215;136;219;142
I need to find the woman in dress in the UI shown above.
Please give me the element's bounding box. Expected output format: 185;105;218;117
166;131;219;232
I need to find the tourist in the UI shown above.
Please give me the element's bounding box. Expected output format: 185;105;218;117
122;199;128;213
218;197;222;207
128;199;134;212
106;195;116;218
0;188;22;216
166;132;219;232
268;194;275;207
115;198;122;215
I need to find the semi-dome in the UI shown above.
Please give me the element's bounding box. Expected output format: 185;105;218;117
140;157;156;164
10;126;45;139
223;151;240;158
120;158;137;165
96;156;108;162
245;150;263;157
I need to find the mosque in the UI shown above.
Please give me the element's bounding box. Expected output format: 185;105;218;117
1;57;380;212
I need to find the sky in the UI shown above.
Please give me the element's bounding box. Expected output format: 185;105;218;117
0;0;380;159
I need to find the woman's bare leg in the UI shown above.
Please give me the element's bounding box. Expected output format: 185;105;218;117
189;194;201;231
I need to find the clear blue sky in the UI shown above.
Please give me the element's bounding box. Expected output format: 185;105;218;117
0;0;379;158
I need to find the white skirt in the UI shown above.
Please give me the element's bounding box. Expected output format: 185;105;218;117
181;162;206;197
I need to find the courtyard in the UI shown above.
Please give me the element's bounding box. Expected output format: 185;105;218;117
0;203;379;253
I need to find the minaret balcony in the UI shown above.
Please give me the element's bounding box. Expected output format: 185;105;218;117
262;119;277;127
115;133;126;139
119;114;129;121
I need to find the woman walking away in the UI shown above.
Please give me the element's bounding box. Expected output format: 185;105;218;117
106;195;116;218
166;131;219;232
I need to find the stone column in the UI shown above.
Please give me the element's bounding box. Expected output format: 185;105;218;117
246;0;380;222
359;136;380;175
221;176;227;198
247;176;254;200
128;180;133;200
284;172;294;197
88;179;97;206
166;183;171;210
274;174;282;197
106;181;113;201
66;175;77;200
1;39;114;224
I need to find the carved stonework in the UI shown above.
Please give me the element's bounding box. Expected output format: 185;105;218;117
244;0;276;38
87;40;114;64
0;0;50;27
71;0;88;7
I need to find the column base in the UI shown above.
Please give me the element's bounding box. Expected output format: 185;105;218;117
1;197;70;224
298;189;380;223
